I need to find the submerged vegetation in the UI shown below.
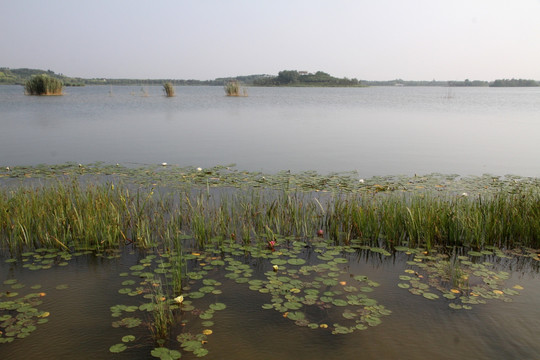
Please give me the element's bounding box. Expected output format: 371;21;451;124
24;74;64;95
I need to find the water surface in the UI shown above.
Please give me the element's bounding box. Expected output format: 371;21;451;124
1;85;539;177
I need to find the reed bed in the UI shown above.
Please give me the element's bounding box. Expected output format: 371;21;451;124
163;82;175;97
1;180;540;254
24;74;64;95
224;80;247;96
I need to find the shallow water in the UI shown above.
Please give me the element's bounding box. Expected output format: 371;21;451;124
1;85;540;177
1;244;539;360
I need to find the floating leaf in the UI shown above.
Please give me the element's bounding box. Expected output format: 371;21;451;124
151;347;182;359
284;302;302;310
109;343;127;353
422;292;439;300
287;258;306;266
209;303;226;311
122;335;136;343
332;299;348;307
287;311;305;321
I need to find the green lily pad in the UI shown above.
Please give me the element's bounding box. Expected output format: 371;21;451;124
422;292;439;300
287;258;306;266
209;303;227;311
193;348;208;357
284;302;303;310
122;335;136;342
332;299;348;307
151;347;182;359
109;343;127;353
287;311;305;321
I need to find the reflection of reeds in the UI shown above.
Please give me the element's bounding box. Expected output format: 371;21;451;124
224;80;247;97
163;82;175;97
24;74;64;95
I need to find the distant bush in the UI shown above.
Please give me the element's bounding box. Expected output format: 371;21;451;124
163;82;175;97
24;74;64;95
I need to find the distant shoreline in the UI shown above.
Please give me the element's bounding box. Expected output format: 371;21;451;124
1;67;538;87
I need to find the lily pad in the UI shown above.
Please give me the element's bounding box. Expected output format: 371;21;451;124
109;343;127;353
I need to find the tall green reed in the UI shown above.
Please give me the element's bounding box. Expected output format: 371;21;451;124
24;74;64;95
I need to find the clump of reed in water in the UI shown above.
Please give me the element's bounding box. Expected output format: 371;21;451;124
163;82;175;97
24;74;64;95
224;80;247;96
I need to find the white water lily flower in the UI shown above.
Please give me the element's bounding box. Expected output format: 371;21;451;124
461;192;468;197
174;295;184;304
359;179;365;183
161;162;167;166
197;167;202;171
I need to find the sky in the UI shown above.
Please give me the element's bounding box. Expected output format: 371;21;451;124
2;0;540;81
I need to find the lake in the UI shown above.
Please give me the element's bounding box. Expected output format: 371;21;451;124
1;85;540;359
1;85;540;177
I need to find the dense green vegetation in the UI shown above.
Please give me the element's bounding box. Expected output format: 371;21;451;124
254;70;362;87
24;74;64;95
1;68;84;86
1;164;538;358
490;78;539;87
447;79;489;87
2;164;540;252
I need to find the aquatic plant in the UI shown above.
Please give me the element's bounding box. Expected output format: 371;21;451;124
163;82;175;97
2;165;540;253
224;80;247;96
24;74;64;95
396;248;525;309
147;280;174;342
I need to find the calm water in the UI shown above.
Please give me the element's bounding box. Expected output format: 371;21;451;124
1;85;540;177
1;85;540;359
1;246;539;360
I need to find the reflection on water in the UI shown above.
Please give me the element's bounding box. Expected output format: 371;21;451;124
1;85;540;177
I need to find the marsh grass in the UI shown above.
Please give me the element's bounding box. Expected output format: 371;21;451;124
24;74;64;95
1;178;540;254
224;80;247;96
147;280;174;343
163;82;175;97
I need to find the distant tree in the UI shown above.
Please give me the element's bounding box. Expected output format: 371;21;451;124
277;70;300;84
490;78;538;87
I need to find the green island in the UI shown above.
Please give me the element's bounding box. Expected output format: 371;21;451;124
1;67;538;87
1;163;539;357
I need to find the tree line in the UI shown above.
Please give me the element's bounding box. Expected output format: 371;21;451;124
1;67;538;87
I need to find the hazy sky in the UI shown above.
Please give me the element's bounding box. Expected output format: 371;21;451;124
3;0;540;80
